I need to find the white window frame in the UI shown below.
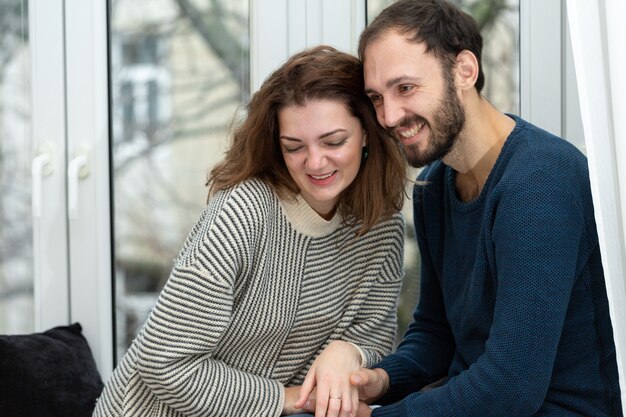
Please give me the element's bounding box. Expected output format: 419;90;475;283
250;0;366;92
520;0;563;137
27;0;113;381
64;0;113;380
520;0;585;147
28;0;70;330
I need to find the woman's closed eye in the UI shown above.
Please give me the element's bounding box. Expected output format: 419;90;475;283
283;145;304;153
324;138;348;148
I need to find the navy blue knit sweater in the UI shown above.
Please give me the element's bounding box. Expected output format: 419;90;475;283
373;115;622;416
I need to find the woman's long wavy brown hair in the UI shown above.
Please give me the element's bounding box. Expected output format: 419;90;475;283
208;45;406;236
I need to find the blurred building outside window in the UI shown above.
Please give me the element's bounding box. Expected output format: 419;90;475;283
0;0;34;334
110;0;250;360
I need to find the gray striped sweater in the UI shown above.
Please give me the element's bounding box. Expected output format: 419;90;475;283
93;178;405;417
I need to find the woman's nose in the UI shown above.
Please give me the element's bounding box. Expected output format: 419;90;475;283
305;147;326;171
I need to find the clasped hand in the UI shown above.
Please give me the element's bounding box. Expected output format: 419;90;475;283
285;340;361;417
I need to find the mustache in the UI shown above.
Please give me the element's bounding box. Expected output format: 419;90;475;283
387;114;428;136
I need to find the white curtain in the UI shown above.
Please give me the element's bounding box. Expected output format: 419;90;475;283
567;0;626;407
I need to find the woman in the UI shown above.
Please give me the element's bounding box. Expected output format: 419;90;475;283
93;46;407;417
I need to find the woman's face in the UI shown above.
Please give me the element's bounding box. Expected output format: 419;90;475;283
278;99;367;219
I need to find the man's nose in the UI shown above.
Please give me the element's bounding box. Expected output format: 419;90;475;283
381;97;406;128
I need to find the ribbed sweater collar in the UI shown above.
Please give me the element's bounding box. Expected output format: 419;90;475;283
279;194;343;237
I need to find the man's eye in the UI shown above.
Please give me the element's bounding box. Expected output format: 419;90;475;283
398;85;414;94
369;95;382;105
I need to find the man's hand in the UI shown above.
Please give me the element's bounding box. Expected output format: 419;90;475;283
283;386;306;415
355;402;373;417
349;368;390;404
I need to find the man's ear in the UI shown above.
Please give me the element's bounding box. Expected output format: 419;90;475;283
455;50;479;91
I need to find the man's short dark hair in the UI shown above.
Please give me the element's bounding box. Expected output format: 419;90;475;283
358;0;485;94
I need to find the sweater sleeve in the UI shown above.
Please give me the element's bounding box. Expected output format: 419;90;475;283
373;169;590;417
340;215;406;367
133;184;285;417
374;180;456;405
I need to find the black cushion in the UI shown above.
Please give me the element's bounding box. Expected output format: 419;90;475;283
0;322;104;417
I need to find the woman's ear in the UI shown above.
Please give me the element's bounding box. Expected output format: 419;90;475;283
362;132;368;147
455;50;479;91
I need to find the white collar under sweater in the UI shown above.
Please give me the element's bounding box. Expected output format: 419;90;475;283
279;194;344;238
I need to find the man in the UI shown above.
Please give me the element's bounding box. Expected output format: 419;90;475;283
350;0;623;416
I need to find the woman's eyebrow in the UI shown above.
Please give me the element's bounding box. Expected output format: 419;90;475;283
279;135;301;142
319;128;347;139
280;128;347;141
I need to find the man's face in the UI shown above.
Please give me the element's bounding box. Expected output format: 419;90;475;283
363;30;465;168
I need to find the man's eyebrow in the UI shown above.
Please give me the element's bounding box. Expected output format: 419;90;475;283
387;76;415;88
365;76;419;95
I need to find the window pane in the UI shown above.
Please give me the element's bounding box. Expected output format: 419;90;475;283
0;0;34;333
110;0;250;360
366;0;520;342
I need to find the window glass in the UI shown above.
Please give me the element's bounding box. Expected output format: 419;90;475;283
110;0;250;359
366;0;520;342
0;0;33;333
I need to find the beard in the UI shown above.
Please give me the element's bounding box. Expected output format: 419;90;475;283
390;69;466;168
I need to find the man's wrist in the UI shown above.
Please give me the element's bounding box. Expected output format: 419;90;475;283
282;386;299;415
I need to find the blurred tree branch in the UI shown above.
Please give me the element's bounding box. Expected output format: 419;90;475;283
174;0;249;100
450;0;512;31
0;1;28;78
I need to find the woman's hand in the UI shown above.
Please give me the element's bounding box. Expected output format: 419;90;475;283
295;340;362;417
